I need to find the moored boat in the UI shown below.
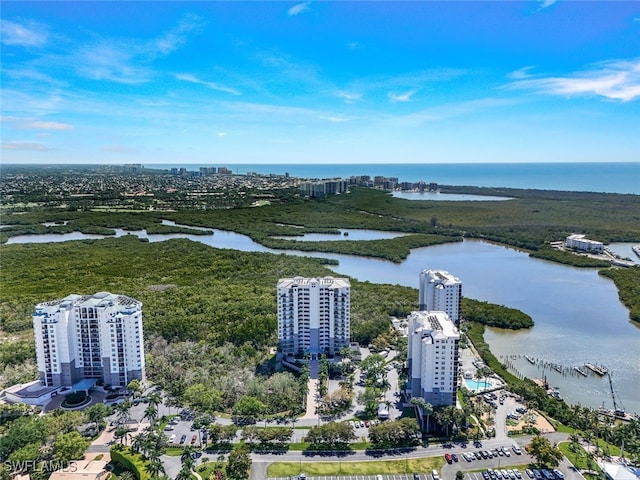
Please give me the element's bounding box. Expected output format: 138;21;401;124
574;366;588;377
585;362;607;376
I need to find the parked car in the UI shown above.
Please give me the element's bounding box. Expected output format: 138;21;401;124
445;454;453;464
179;434;187;444
553;470;565;480
432;470;440;480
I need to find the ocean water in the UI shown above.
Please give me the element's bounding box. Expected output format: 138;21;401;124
145;162;640;195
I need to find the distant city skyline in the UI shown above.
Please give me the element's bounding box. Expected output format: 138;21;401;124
1;1;639;165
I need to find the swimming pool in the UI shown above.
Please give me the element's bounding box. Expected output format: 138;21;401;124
464;379;493;391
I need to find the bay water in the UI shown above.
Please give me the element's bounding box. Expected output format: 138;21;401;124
7;229;639;414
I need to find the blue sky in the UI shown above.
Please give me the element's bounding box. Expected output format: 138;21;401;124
1;1;639;165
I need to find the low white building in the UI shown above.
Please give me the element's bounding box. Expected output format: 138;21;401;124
565;234;604;253
407;311;460;407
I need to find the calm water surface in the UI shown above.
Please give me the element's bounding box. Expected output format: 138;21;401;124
391;191;513;201
5;230;639;413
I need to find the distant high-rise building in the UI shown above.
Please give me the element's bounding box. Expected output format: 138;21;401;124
32;292;145;388
418;269;462;323
407;311;460;408
277;277;350;358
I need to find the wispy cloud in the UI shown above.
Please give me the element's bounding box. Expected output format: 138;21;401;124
2;141;49;151
156;13;206;55
508;58;640;102
23;120;73;130
388;89;417;102
176;73;241;95
75;43;152;84
287;1;311;16
346;41;361;51
393;97;521;126
319;115;348;123
216;132;228;137
70;13;204;84
336;91;362;104
507;66;536;80
538;0;557;9
1;19;47;47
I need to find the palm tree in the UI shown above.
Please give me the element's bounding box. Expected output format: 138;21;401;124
181;446;196;473
143;404;158;427
114;400;132;423
131;433;146;454
147;392;162;410
114;426;131;445
410;397;433;432
119;472;135;480
145;457;166;480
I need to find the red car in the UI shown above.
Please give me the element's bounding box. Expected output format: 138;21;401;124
445;453;453;464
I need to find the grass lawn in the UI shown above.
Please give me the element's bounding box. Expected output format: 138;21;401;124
197;461;226;479
286;441;369;451
557;442;603;473
267;457;444;476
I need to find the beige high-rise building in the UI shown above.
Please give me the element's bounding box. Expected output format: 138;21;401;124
277;276;350;358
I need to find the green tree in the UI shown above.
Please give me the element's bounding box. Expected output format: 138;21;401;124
184;383;222;415
145;457;166;480
528;435;563;467
8;443;42;463
86;403;112;430
52;431;90;463
233;396;266;423
410;397;433;432
127;379;142;398
226;444;251;480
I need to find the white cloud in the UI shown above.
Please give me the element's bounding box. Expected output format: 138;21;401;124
507;66;536;80
176;73;241;95
2;141;49;151
509;58;640;102
388;89;417;102
538;0;557;9
336;91;362;104
346;41;360;50
319;115;348;123
155;13;206;55
68;14;204;84
287;2;311;16
75;43;153;84
1;19;47;47
23;121;73;130
216;132;228;137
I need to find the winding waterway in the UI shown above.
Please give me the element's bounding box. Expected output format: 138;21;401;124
5;228;639;414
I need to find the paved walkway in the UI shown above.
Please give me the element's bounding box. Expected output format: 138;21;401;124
301;360;320;421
